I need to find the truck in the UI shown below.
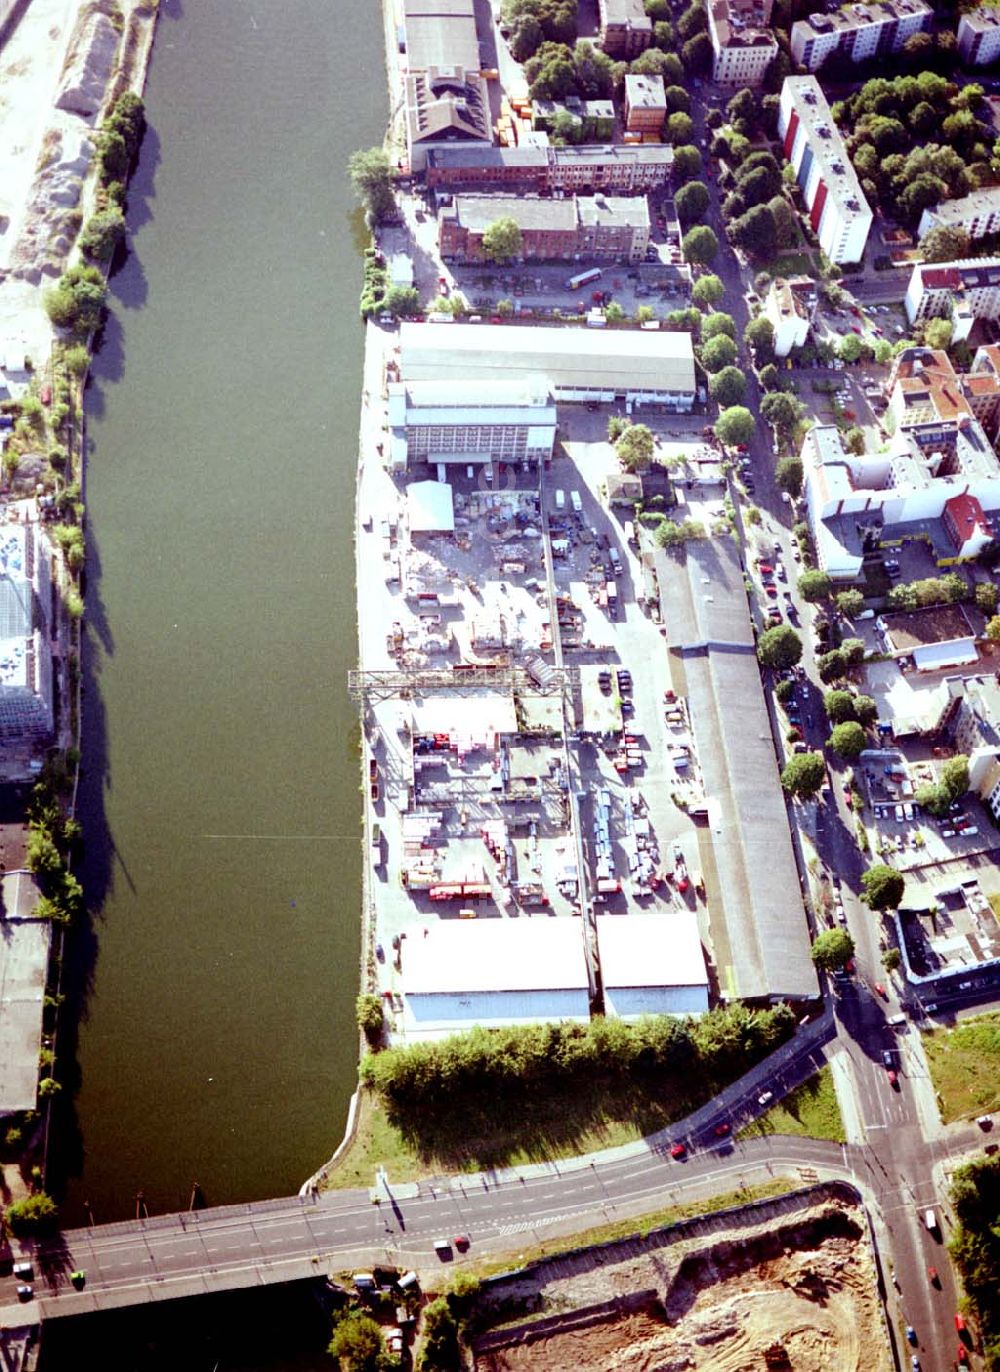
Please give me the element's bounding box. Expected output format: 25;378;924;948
570;490;583;514
566;267;601;291
554;489;566;511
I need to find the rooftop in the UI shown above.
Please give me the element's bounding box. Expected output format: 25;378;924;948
0;871;50;1115
881;603;978;653
781;77;872;225
624;73;666;109
426;143;675;171
402;0;480;71
449;193;576;233
405;67;492;146
597;911;708;989
923;185;1000;229
655;537;818;1002
401;917;589;995
600;0;653;28
960;6;1000;32
793;0;931;37
577;193;650;229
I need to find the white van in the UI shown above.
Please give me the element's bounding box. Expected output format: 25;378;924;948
894;804;904;823
555;489;566;511
856;609;875;621
924;1208;937;1232
570;490;583;514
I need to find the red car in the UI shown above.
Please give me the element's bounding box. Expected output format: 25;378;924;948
670;1142;686;1159
928;1266;939;1286
713;1122;731;1136
874;982;887;999
957;1347;969;1366
766;584;778;598
955;1314;967;1334
887;1068;898;1087
454;1234;470;1251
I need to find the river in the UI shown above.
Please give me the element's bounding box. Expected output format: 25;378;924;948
58;0;384;1233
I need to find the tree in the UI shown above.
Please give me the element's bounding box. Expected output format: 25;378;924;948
43;264;108;336
80;207;126;262
605;300;625;322
836;589;865;618
356;993;383;1045
701;334;737;372
924;316;953;351
817;648;848;683
760;391;802;438
841;636;865;666
667;111;695;145
838;333;863;364
674;180;709;223
860;864;905;912
714;404;755;447
729;204;777;261
616;423;655;472
419;1296;462;1370
672;145;703;182
677;0;707;38
776;678;795;704
881;947;901;972
781;750;826;799
797;569;832;603
873;339;893;365
758;363;781;392
829;720;866;758
744;316;775;365
608;415;628;441
63;344;90;379
975;582;998;616
941;754;970;801
509;12;544;60
768;196;798;248
348;147;395;223
681;225;718;266
727;87;757;131
987;614;1000;641
482;216;523;263
708;366;746;408
691;273;724;308
824;689;857;724
919;224;970;262
702;311;735;341
382;285;421;317
328;1311;391;1372
757;623;802;670
5;1192;58;1237
844;426;866;456
811;928;855;972
775;455;803;497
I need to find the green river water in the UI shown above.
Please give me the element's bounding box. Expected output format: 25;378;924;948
60;0;383;1235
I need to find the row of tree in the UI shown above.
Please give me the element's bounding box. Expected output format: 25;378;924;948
361;1004;797;1121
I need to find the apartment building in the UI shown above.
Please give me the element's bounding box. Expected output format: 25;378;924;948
597;0;652;57
957;7;1000;66
790;0;932;72
437;192;650;262
779;76;873;264
424;143;675;193
707;0;779;86
905;257;1000;344
920;186;1000;244
624;73;667;135
886;345;1000;437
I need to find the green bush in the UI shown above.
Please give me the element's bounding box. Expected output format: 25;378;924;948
6;1192;58;1237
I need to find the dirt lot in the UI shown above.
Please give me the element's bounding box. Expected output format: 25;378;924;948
473;1196;889;1372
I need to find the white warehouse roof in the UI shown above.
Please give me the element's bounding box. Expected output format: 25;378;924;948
598;912;709;1018
406;479;455;532
399;322;696;396
402;917;588;995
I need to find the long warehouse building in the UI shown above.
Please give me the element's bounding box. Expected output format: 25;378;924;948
656;536;819;1003
398;321;697;410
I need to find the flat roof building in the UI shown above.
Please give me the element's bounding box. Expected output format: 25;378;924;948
598;912;709;1017
0;524;53;745
878;605;979;672
779;77;873;265
399;918;591;1039
905;257;1000;344
790;0;932;71
438;192;650;263
0;871;51;1114
597;0;652;57
401;0;480;71
399;321;696;409
624;73;666;133
424;143;674;193
957;7;1000;66
708;0;778;87
655;537;818;1003
920;186;1000;244
387;376;557;471
764;276;813;357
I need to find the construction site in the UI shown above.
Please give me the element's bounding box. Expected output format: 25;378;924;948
470;1185;891;1372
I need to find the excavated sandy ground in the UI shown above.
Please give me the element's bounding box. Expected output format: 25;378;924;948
475;1203;890;1372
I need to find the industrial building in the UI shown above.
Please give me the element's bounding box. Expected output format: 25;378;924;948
404;67;492;173
877;605;979;673
597;0;652;57
905;257;1000;343
655;538;819;1003
790;0;932;71
957;7;1000;66
401;0;481;71
398;322;697;410
424;143;674;194
919;186;1000;245
387;377;557;471
0;523;54;743
437;192;650;263
707;0;779;87
599;912;709;1018
779;77;873;265
0;870;51;1114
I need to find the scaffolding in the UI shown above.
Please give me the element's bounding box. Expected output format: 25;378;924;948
347;664;579;705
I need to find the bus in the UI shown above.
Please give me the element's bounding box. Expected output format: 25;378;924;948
566;267;602;291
